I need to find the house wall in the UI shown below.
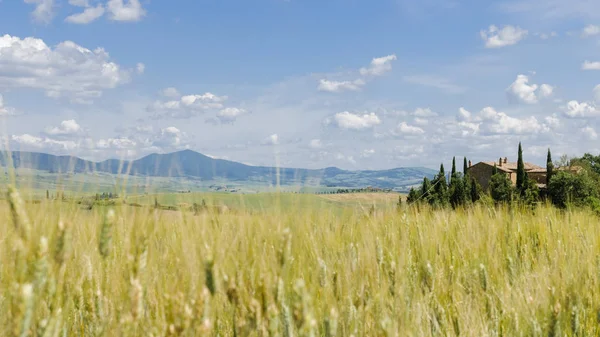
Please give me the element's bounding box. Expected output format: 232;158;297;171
467;163;510;191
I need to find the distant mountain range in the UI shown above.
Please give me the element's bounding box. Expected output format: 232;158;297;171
0;150;436;190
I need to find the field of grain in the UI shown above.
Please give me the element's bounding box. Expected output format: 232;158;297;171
2;186;600;336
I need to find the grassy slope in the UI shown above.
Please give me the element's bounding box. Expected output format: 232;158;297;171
2;188;600;335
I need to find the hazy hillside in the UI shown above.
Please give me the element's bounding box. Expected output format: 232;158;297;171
0;150;436;189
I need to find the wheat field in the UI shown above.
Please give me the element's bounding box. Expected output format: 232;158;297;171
2;186;600;336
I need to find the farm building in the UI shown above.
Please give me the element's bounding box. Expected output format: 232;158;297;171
467;157;544;190
467;157;582;190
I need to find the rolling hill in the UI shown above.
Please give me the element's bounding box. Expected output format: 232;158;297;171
0;150;436;190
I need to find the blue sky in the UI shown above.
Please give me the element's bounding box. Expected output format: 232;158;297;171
0;0;599;170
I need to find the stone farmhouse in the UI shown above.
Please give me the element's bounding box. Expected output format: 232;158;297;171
467;157;582;190
467;157;545;190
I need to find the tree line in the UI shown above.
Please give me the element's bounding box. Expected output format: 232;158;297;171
406;142;600;212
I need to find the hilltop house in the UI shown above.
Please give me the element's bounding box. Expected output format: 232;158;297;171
467;157;547;190
467;157;582;190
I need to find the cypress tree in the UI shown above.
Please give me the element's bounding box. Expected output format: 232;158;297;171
450;157;457;187
433;163;448;205
492;164;498;175
421;177;432;203
470;177;481;202
517;142;526;191
546;148;554;186
463;157;468;176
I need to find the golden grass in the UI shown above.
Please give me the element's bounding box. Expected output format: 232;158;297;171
2;187;600;336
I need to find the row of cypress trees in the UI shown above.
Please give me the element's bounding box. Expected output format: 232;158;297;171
406;156;482;208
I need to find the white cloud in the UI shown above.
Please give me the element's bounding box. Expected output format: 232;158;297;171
457;107;471;121
317;79;365;93
149;92;228;118
332;111;381;130
582;126;598;140
24;0;55;24
136;62;145;74
161;87;181;98
0;34;130;101
65;5;105;24
152;127;189;149
480;25;528;48
564;100;600;118
45;119;82;136
506;74;553;104
396;122;425;135
582;25;600;37
107;0;146;22
539;84;554;98
12;134;78;151
309;139;322;149
359;54;397;76
262;134;279;146
582;61;600;70
594;85;600;102
479;107;543;134
216;107;247;123
0;94;16;116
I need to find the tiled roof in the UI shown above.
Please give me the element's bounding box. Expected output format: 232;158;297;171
480;161;543;171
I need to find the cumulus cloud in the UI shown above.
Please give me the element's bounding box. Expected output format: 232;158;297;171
107;0;146;22
506;74;553;104
359;54;397;76
0;94;16;116
0;34;131;101
12;134;78;151
317;79;365;93
564;100;600;118
457;107;471;121
148;92;228;118
11;121;193;159
455;106;550;136
331;111;381;130
262;134;279;146
480;25;528;48
396;122;425;135
65;5;105;24
44;119;83;136
582;25;600;37
479;107;544;134
318;54;395;93
24;0;55;24
582;61;600;70
216;107;247;123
